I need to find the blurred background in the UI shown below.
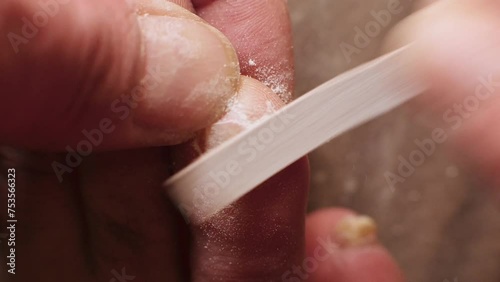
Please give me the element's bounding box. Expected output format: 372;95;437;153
288;0;500;282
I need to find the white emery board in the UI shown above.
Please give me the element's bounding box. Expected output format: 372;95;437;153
165;45;427;224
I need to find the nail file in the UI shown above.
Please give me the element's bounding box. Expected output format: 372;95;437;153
165;45;427;224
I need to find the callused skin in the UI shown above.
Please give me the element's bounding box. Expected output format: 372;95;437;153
169;77;311;281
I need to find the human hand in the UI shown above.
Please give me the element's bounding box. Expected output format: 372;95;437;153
1;0;405;281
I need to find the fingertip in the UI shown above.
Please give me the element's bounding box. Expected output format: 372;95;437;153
204;76;284;149
134;11;240;134
304;209;404;282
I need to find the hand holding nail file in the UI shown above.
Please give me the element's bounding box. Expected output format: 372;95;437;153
165;45;427;224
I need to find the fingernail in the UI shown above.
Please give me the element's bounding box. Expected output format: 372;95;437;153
134;14;240;133
333;215;378;248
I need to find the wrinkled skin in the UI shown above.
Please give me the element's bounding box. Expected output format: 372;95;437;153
1;0;499;281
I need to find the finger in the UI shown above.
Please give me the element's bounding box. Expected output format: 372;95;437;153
169;77;310;281
384;0;500;194
303;209;405;282
193;0;295;102
78;148;189;281
0;0;239;150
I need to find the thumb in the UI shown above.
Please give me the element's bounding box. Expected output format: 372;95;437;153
384;0;500;191
0;0;239;151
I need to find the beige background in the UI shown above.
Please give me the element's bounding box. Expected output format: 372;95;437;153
288;1;500;282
